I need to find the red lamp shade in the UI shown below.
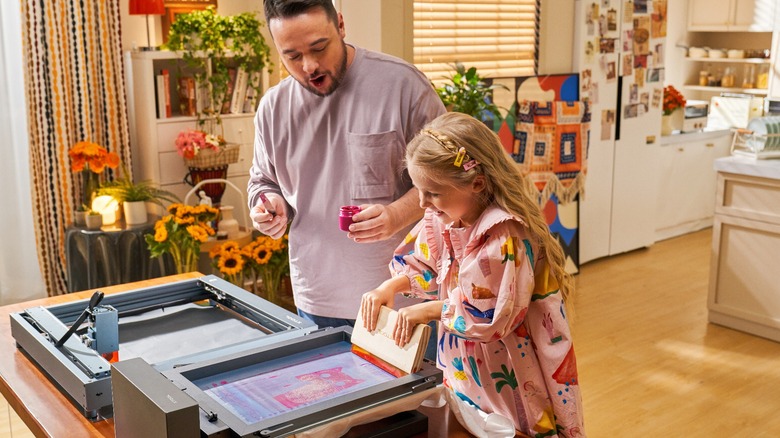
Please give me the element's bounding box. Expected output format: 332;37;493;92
129;0;165;16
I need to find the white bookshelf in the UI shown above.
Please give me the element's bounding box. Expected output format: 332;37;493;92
124;50;260;214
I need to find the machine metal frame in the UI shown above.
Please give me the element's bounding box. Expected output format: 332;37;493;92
10;275;316;419
164;326;442;437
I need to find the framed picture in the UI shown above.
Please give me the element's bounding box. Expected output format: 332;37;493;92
161;0;218;43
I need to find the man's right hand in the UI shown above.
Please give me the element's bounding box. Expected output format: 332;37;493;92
250;193;287;239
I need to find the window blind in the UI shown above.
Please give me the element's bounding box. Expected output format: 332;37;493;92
414;0;538;83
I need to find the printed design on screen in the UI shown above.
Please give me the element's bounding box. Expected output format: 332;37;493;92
199;343;394;424
274;367;363;408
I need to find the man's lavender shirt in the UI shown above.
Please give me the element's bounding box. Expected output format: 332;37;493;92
248;46;445;319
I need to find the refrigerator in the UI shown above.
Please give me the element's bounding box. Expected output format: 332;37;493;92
573;0;668;263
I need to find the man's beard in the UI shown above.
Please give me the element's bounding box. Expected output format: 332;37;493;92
300;41;348;97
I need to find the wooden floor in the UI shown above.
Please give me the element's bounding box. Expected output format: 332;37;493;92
575;228;780;436
2;228;779;437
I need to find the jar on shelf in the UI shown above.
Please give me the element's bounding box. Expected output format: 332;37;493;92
699;68;709;86
707;67;721;87
721;67;736;88
742;65;756;89
756;64;769;89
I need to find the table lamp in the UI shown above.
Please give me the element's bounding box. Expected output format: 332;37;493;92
129;0;165;51
92;195;120;225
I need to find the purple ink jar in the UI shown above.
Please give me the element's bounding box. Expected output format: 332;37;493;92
339;205;361;231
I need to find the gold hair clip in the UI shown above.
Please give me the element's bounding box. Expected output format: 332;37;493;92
454;147;467;167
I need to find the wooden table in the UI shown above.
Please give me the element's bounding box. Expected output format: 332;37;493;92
0;273;479;437
0;273;202;437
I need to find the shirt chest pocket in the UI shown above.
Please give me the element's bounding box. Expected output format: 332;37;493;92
347;131;403;202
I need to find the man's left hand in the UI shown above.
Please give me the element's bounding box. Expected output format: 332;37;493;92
347;203;400;243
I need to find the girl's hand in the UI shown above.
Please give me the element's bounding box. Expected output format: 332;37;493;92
393;301;443;347
360;286;395;332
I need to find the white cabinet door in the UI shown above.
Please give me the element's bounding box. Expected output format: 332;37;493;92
732;0;775;31
689;0;776;31
655;132;731;241
688;0;732;30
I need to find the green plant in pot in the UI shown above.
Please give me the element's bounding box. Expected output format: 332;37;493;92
164;6;273;131
435;62;508;123
97;168;180;225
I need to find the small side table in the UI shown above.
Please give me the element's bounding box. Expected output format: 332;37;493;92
65;215;174;292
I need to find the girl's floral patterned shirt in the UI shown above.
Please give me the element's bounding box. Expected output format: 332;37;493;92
391;206;585;437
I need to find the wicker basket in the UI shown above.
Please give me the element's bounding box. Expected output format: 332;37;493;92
184;144;240;169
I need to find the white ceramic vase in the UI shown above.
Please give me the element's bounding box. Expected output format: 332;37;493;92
218;205;240;239
123;201;148;226
661;114;674;136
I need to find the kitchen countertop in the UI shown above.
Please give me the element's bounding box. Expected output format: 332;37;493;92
714;155;780;180
660;128;731;145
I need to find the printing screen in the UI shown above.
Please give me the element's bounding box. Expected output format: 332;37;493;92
193;341;395;424
118;302;265;365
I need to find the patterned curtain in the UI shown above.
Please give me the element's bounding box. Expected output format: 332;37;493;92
21;1;132;296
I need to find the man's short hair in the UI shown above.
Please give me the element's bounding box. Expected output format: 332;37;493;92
263;0;339;27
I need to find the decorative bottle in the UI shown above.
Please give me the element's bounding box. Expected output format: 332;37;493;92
218;205;240;239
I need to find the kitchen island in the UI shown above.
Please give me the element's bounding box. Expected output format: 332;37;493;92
708;155;780;342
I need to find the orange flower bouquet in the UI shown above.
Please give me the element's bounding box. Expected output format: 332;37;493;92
68;141;120;207
662;85;686;116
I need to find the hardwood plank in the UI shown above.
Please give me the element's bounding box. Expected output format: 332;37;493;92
575;229;780;436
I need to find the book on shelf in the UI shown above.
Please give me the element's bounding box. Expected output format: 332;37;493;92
230;67;249;114
220;67;238;114
178;76;197;117
155;73;167;119
161;69;171;118
351;305;431;375
242;71;262;114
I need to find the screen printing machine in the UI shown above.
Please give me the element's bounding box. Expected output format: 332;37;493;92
10;275;442;437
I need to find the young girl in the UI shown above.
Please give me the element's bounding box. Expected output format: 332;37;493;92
361;112;585;437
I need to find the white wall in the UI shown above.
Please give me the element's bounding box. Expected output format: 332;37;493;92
336;0;413;61
665;0;689;89
538;0;575;75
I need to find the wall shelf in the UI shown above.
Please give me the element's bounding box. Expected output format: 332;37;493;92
683;85;768;95
685;57;771;64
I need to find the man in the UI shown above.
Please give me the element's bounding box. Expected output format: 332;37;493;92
248;0;445;329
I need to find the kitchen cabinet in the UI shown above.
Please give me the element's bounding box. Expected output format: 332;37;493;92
655;130;732;241
124;51;257;212
708;156;780;342
688;0;776;31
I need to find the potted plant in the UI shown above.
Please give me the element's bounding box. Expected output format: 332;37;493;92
163;6;273;130
84;208;103;230
97;168;180;225
435;62;508;122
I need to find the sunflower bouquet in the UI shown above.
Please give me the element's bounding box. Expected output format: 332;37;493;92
209;233;289;302
145;203;219;274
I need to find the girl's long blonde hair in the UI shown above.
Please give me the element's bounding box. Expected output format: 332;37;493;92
406;112;574;308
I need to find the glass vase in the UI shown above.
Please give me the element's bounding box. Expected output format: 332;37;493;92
259;268;281;304
81;169;100;209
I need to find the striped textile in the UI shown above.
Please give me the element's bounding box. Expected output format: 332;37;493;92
21;1;131;296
